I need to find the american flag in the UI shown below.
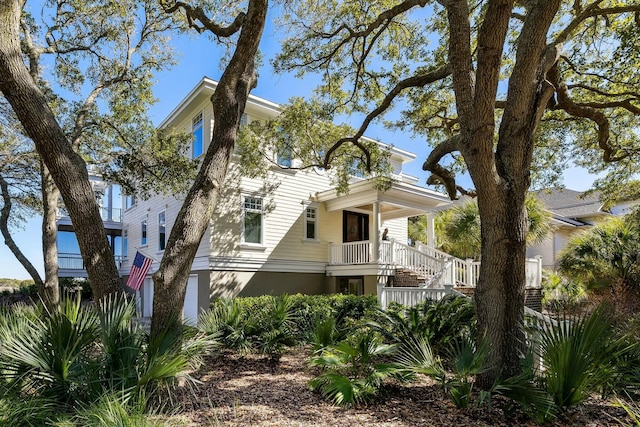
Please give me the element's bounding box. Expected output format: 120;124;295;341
125;251;153;291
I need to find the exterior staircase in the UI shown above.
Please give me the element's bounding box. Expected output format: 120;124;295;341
392;268;428;287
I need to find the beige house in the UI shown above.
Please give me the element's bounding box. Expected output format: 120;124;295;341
119;78;453;324
527;188;634;269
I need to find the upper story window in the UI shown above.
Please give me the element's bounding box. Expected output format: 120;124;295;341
122;230;128;259
240;113;248;125
125;194;136;209
277;144;293;168
243;196;263;244
158;211;166;251
305;206;318;240
141;220;147;246
192;112;204;159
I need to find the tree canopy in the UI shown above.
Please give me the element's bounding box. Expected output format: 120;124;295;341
274;0;640;385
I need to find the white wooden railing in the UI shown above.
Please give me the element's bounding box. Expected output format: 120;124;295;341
329;239;444;278
377;283;460;310
329;240;543;291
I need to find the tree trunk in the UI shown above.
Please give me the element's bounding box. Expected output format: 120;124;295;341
0;0;121;301
474;186;528;387
41;163;60;307
150;0;268;338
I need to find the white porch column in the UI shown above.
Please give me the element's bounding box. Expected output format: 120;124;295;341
372;200;380;262
426;212;436;247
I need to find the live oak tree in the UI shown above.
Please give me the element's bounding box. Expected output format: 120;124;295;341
0;0;188;304
276;0;640;385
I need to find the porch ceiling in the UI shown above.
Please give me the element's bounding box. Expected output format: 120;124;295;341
315;179;451;218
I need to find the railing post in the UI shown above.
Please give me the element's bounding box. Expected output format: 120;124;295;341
390;239;396;265
444;284;453;294
535;255;543;288
465;258;474;287
377;282;386;310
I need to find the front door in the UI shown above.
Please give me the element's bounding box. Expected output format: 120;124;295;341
343;211;369;242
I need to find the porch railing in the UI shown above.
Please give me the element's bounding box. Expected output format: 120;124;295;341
377;283;455;310
329;239;446;280
329;240;543;290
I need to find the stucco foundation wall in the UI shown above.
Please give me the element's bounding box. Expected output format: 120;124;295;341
209;271;333;299
363;276;379;295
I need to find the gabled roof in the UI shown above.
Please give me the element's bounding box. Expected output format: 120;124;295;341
534;188;606;220
158;77;419;166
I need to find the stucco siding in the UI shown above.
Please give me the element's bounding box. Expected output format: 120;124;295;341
209;270;332;298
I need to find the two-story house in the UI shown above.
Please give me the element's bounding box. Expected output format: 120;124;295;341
119;77;453;324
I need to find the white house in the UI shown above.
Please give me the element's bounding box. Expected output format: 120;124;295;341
118;77;454;323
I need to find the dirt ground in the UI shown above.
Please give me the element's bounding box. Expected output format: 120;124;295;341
165;349;631;427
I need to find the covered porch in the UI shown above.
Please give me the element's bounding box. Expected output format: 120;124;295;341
315;179;452;282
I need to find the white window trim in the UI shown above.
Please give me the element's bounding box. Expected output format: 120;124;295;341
158;210;166;253
303;204;319;242
241;195;266;249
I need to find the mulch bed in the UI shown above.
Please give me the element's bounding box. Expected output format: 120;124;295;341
165;349;630;426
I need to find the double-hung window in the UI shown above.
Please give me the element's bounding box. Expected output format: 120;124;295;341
192;112;204;159
141;220;147;246
243;197;263;244
158;211;166;251
304;206;318;240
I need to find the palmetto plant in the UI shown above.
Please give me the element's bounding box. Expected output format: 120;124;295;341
309;331;406;406
198;297;254;352
0;292;213;421
558;217;640;291
534;306;618;409
372;295;475;357
254;294;299;362
0;292;100;404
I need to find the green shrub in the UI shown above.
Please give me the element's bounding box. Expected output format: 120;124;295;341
0;292;213;420
309;331;406;406
206;294;379;350
373;294;475;358
533;305;619;409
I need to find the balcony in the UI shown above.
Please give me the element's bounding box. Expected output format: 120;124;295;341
58;253;125;278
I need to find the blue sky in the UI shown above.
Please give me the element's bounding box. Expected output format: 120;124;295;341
0;11;598;280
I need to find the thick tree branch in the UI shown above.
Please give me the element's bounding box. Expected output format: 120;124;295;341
322;64;451;170
554;1;640;45
548;65;626;163
160;0;245;36
422;134;462;200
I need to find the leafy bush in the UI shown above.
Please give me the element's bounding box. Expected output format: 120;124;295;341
309;331;406;406
533;305;619;408
204;294;379;352
375;294;475;357
0;292;213;422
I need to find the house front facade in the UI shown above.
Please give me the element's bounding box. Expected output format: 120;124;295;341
119;77;452;324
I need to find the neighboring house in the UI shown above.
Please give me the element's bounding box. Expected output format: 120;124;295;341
118;77;453;323
57;168;125;278
527;188;634;269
